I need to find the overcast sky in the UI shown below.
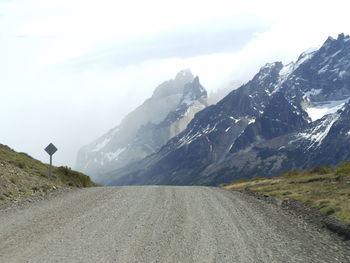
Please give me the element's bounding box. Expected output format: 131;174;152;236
1;0;349;168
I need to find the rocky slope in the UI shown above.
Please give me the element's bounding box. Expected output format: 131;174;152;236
109;33;350;186
0;144;96;204
76;70;208;183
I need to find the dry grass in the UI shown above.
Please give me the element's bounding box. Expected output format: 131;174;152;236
0;144;99;204
222;163;350;224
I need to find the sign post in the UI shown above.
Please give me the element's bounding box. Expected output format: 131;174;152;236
45;143;57;177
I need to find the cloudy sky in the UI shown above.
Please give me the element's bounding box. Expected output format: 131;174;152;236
1;0;349;168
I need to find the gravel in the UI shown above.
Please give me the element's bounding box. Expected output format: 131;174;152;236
0;186;349;263
238;190;350;241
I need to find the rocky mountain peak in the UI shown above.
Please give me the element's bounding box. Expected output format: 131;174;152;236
312;34;349;55
175;69;194;82
257;62;283;75
181;76;207;106
152;69;194;99
76;70;207;183
324;36;335;45
335;33;350;42
251;61;283;91
320;33;350;53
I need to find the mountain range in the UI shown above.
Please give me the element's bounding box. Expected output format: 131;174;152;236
75;70;208;183
100;33;350;186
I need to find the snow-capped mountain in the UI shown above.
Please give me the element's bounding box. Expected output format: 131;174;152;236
107;33;350;186
75;70;208;183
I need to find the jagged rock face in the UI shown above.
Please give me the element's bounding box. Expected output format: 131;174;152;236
75;70;208;183
108;33;350;186
230;93;308;153
318;102;350;163
279;36;350;107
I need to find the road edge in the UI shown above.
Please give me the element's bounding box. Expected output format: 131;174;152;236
0;188;80;212
231;189;350;242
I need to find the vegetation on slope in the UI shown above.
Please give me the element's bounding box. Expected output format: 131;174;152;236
0;144;98;204
222;163;350;224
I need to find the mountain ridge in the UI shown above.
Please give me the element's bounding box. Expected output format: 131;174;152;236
108;33;350;186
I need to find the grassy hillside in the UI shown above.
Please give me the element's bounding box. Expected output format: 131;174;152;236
0;144;98;204
222;163;350;224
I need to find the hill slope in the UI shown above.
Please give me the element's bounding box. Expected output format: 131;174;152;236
0;144;97;204
222;162;350;226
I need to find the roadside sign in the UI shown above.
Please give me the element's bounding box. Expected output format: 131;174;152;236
45;143;57;156
44;143;57;177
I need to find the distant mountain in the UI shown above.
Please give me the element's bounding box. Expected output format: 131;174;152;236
108;33;350;186
75;70;208;183
207;80;242;105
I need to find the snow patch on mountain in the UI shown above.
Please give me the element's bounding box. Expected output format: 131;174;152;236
182;94;197;106
304;89;322;98
297;50;317;65
272;50;317;95
278;62;294;82
258;63;278;81
299;113;340;148
103;148;126;161
92;138;111;152
229;116;240;123
248;118;256;124
305;98;349;121
339;70;348;79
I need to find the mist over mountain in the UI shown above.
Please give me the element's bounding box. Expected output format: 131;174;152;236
207;81;242;105
75;70;208;182
106;33;350;186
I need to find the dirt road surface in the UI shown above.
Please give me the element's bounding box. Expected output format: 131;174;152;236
0;186;349;262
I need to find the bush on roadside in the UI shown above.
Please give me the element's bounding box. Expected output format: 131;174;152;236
308;165;332;175
281;169;301;177
336;161;350;175
55;166;97;187
231;178;250;184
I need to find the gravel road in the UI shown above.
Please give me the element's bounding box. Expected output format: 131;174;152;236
0;186;349;263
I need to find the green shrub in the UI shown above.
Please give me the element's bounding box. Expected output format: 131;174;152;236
253;176;266;181
232;178;250;184
56;166;71;176
336;161;350;175
281;169;301;177
309;165;332;175
321;207;336;216
55;166;97;187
